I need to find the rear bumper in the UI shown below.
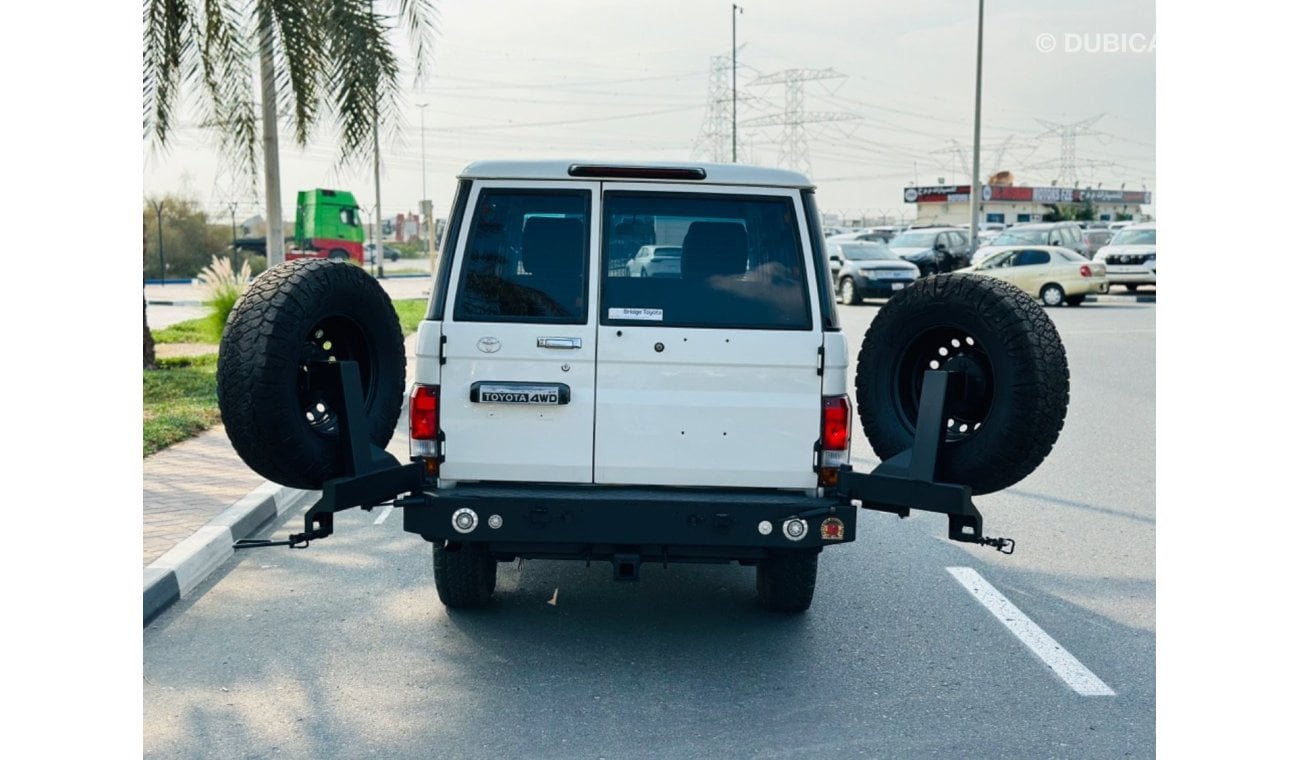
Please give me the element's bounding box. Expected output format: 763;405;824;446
854;275;917;296
402;484;854;561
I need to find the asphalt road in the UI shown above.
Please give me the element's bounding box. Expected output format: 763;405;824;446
144;296;1155;759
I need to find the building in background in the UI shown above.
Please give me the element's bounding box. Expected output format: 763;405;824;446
904;182;1152;226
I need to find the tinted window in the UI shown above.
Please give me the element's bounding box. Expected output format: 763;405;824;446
453;190;590;324
1014;249;1052;266
601;192;811;330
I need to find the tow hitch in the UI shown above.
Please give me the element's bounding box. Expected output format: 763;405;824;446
835;370;1015;554
234;360;426;551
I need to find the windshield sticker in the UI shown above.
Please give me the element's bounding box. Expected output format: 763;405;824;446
609;307;664;321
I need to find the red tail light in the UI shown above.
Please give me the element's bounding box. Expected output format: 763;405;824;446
818;395;851;487
822;396;851;451
410;385;440;441
1080;264;1093;277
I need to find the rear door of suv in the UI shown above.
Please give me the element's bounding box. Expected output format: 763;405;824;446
592;184;823;489
438;180;600;483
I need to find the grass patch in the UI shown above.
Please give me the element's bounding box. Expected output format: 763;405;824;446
143;354;221;456
144;298;427;456
153;319;219;345
391;299;426;335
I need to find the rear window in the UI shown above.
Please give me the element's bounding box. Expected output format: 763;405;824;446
452;189;591;324
601;192;811;330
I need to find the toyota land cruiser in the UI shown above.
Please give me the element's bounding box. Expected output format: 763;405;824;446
217;161;1070;614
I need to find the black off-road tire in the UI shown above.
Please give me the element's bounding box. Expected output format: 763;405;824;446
433;543;498;609
216;259;405;490
756;551;819;613
855;273;1069;495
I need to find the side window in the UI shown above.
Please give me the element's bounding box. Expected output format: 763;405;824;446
1014;249;1051;267
601;192;811;330
452;189;590;324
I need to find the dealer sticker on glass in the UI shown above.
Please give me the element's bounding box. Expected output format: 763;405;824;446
608;307;664;321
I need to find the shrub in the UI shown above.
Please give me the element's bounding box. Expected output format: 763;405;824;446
197;255;252;342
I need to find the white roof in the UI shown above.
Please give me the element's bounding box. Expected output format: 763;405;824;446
458;160;814;188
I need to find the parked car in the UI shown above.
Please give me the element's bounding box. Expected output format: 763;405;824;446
626;244;682;277
978;222;1089;261
887;227;973;275
363;243;400;263
1082;228;1114;258
827;241;920;304
961;245;1108;306
1093;222;1155;291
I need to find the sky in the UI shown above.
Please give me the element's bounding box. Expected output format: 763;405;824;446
142;0;1157;227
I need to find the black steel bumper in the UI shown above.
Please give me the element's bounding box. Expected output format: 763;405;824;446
402;485;854;562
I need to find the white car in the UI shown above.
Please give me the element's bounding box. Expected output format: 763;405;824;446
626;244;682;277
1093;222;1155;291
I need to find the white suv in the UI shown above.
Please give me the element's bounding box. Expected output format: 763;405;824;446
218;161;1071;614
1093;221;1155;291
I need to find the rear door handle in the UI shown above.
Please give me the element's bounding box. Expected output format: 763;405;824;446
537;337;582;349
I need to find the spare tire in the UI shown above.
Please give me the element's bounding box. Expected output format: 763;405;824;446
855;273;1068;495
216;259;406;490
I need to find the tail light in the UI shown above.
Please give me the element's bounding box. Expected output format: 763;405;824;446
1079;264;1093;278
409;385;441;467
818;395;851;487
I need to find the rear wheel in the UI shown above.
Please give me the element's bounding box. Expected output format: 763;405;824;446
1126;284;1140;292
756;551;819;613
327;248;349;260
855;273;1069;495
216;259;405;489
1040;283;1065;307
433;543;498;609
838;277;861;305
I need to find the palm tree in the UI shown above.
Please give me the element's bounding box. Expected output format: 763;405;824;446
143;0;438;264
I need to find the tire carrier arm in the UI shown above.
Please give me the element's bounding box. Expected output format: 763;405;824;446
234;360;425;550
835;370;1015;554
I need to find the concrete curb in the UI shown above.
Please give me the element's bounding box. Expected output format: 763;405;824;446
144;482;318;625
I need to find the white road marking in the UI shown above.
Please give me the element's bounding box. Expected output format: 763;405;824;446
946;566;1116;696
373;505;394;525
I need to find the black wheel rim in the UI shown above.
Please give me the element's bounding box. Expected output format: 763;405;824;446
296;315;374;437
894;326;994;443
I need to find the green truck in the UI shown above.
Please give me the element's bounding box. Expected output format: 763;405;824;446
286;189;365;264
